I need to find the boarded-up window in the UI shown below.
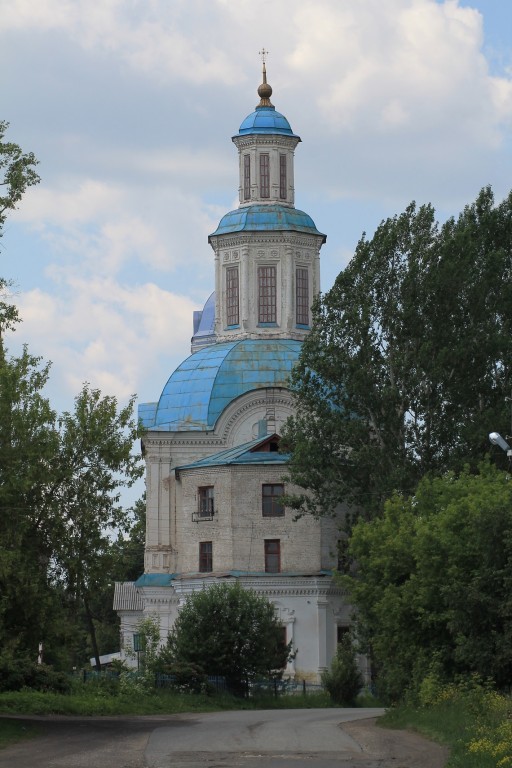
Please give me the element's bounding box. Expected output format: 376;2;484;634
199;541;213;572
244;154;250;200
264;539;281;573
226;267;239;326
296;268;309;326
258;266;277;323
279;154;287;199
260;153;270;198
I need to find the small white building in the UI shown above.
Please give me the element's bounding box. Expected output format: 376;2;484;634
114;66;355;681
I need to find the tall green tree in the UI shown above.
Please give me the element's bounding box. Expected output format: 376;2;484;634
0;120;39;238
0;121;145;668
283;187;512;520
346;463;512;701
50;386;144;668
162;582;292;694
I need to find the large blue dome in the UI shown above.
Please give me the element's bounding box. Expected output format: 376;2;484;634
139;339;302;431
238;105;299;137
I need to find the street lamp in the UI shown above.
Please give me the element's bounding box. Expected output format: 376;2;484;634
488;432;512;457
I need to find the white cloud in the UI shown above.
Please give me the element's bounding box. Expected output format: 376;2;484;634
13;176;219;276
14;278;197;405
2;0;511;515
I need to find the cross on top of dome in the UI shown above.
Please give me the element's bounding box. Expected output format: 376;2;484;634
257;47;273;107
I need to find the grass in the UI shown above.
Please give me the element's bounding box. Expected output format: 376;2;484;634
0;688;341;717
381;685;512;768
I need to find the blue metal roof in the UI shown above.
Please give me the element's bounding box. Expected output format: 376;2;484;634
134;573;176;587
209;204;326;240
139;339;302;431
176;435;290;471
238;105;299;137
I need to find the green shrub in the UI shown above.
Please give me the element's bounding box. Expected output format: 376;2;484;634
0;657;71;694
158;662;212;694
321;634;363;706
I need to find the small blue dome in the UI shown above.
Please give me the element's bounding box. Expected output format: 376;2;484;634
209;204;326;240
139;339;302;431
238;106;299;137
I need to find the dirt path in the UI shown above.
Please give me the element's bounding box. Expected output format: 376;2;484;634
342;717;449;768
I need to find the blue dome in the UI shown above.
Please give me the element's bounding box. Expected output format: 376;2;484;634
209;204;326;240
238;106;299;137
139;339;302;431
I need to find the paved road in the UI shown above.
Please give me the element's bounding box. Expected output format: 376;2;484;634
146;708;385;768
0;707;448;768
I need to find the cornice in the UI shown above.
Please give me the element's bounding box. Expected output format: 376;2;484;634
233;135;299;150
210;232;324;250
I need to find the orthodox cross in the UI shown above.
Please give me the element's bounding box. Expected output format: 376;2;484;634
259;47;269;65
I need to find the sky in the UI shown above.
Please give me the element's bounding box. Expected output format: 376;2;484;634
2;0;512;507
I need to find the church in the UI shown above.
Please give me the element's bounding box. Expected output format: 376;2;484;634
114;64;355;681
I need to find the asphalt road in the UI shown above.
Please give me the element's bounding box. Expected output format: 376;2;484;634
0;707;449;768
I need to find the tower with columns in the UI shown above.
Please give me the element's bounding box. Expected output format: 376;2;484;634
114;66;356;682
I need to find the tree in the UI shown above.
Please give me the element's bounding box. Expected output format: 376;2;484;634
321;633;363;705
0;120;39;237
0;122;145;669
50;385;144;668
162;582;292;694
283;188;512;520
0;291;144;667
345;463;512;701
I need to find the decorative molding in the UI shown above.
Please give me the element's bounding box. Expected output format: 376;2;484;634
211;233;324;250
220;391;294;440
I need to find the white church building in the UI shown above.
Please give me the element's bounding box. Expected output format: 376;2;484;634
114;66;354;681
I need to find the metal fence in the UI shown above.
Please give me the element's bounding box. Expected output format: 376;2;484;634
80;669;324;697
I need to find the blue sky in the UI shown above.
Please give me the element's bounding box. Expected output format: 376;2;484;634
2;0;512;506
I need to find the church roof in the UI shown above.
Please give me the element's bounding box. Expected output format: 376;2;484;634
209;204;326;240
237;105;299;137
139;338;302;431
176;434;289;471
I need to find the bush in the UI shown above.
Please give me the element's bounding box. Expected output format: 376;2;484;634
158;662;212;694
0;657;71;694
321;635;363;706
164;582;293;695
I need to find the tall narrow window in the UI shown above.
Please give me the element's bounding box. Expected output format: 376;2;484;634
198;486;214;518
258;266;277;323
243;154;251;201
262;483;285;517
260;153;270;198
226;267;239;326
279;154;287;200
296;268;309;326
199;541;213;572
264;539;281;573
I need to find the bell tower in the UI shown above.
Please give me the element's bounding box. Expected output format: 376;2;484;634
208;62;326;344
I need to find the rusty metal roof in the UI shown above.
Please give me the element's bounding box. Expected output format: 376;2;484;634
139;339;301;431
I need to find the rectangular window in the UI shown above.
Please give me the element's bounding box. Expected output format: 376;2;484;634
262;483;285;517
279;154;287;199
199;541;213;572
296;268;309;326
260;153;270;198
258;266;277;323
264;539;281;573
226;267;239;326
198;486;214;518
244;154;251;200
337;626;350;644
